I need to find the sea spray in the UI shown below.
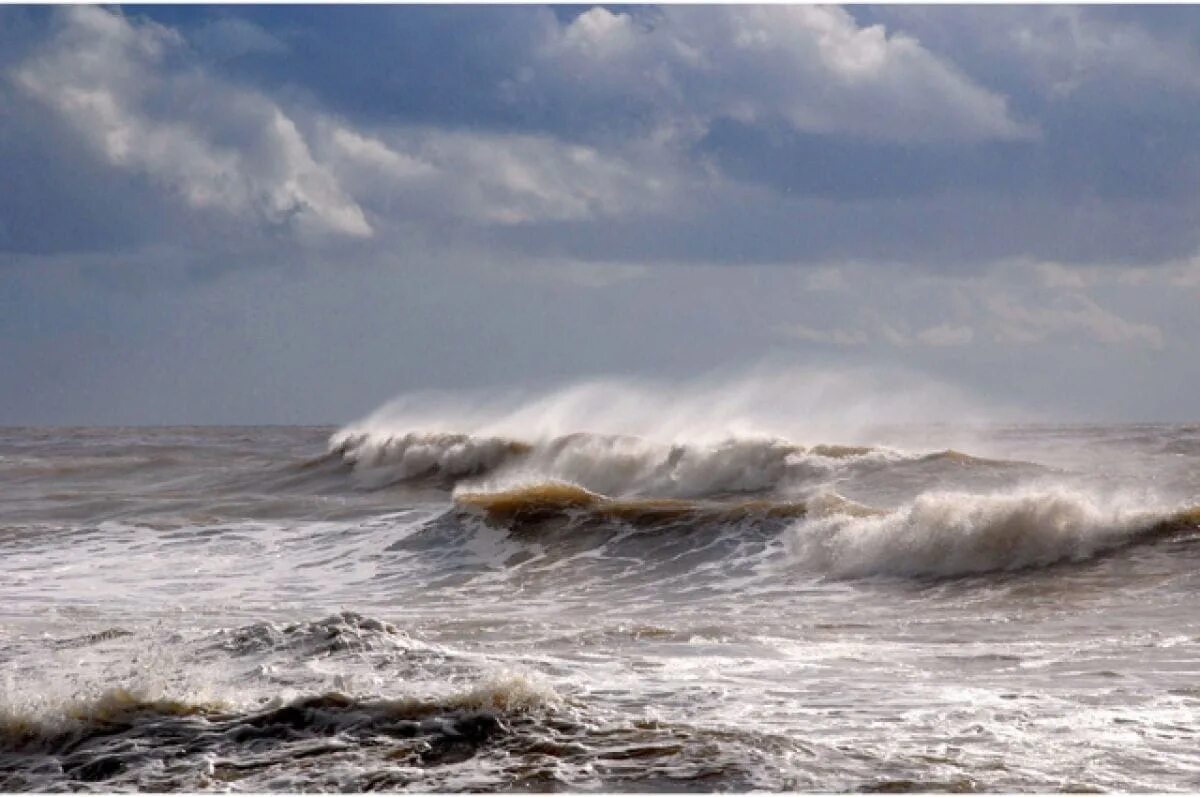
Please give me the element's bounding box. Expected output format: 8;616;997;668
338;361;1018;453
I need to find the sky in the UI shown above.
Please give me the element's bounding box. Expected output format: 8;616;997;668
2;4;1199;425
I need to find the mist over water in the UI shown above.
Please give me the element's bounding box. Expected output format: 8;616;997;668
345;362;1021;446
3;368;1200;791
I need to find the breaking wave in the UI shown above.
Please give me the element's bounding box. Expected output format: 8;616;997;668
1;675;561;751
789;489;1200;579
0;673;795;791
430;480;1200;582
0;675;563;790
431;480;1200;581
328;428;1033;499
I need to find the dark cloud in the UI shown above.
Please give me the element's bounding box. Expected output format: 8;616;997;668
8;5;1200;265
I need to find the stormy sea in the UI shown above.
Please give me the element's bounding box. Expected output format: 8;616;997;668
3;380;1200;792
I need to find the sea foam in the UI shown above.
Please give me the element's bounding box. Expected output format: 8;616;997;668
788;487;1195;578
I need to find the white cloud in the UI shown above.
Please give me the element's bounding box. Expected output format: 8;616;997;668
1167;257;1200;288
516;5;1034;144
1005;7;1200;97
1013;254;1200;293
782;323;870;347
1031;260;1094;289
916;323;974;347
782;315;973;349
327;126;680;226
876;7;1200;102
773;257;1171;354
802;266;850;292
878;323;912;348
14;7;685;242
985;292;1163;349
14;7;371;239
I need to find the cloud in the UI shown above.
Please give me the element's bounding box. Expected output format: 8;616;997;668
916;323;975;347
13;5;1200;271
782;323;870;347
7;5;1200;425
769;257;1169;355
782;320;974;349
998;7;1200;98
326;125;681;226
192;16;288;61
984;292;1163;349
513;5;1035;144
874;6;1200;102
12;6;689;249
1028;254;1200;291
13;7;371;240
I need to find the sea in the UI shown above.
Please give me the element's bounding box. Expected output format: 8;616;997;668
3;382;1200;791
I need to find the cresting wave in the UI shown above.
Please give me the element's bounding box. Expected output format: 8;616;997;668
0;670;798;791
327;424;1200;579
789;489;1200;579
446;481;1200;578
328;428;1022;498
0;676;564;791
1;675;560;750
0;686;801;791
325;367;1027;498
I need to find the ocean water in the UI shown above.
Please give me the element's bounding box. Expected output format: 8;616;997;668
3;404;1200;790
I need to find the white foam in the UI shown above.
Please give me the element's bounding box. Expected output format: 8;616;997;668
788;487;1168;578
475;434;808;498
331;363;1029;498
442;671;562;712
336;431;522;487
331;429;907;499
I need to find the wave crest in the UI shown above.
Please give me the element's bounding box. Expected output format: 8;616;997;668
0;673;560;756
331;431;530;487
790;489;1200;579
326;427;943;499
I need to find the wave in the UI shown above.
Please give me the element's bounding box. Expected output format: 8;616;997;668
331;429;816;496
330;431;533;487
1;674;561;751
789;489;1200;579
452;481;888;530
329;427;1035;499
442;481;1200;581
455;481;816;527
918;448;1016;467
0;674;798;791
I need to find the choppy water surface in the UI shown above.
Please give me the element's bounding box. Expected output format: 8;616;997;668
3;416;1200;791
